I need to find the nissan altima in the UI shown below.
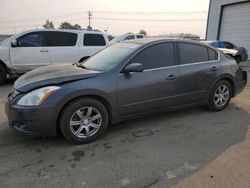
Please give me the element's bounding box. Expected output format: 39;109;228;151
5;39;247;144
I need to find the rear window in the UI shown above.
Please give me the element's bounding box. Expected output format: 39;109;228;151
208;48;218;61
84;34;106;46
124;35;135;40
46;31;77;46
136;35;144;39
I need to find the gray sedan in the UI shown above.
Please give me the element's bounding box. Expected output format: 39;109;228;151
5;38;247;144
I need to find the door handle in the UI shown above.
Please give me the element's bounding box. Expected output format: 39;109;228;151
40;49;49;53
210;67;219;72
166;75;176;80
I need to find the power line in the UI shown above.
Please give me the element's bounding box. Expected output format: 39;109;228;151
93;11;207;15
93;17;206;22
0;11;87;24
0;10;207;24
0;18;89;30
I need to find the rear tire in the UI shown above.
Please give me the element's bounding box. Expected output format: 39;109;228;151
60;98;108;144
207;80;232;111
0;64;7;85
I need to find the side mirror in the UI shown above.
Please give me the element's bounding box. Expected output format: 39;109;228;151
11;39;19;47
124;63;143;73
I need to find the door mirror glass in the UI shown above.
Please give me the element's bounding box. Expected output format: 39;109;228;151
124;63;143;73
11;39;19;47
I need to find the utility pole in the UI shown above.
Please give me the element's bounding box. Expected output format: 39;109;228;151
87;11;92;30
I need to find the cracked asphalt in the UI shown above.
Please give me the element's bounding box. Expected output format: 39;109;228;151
0;62;249;188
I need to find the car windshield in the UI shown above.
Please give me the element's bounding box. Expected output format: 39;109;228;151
82;43;141;71
110;35;124;43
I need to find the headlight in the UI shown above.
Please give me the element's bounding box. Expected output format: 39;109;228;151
17;86;60;106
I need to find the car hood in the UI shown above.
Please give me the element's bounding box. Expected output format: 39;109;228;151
14;64;100;92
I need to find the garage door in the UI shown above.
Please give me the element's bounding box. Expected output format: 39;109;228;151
219;2;250;59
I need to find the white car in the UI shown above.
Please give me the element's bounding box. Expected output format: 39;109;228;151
110;34;145;44
0;29;109;84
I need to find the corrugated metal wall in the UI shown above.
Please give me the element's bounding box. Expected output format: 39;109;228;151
219;2;250;57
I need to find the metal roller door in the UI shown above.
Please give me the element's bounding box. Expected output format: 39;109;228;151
219;2;250;59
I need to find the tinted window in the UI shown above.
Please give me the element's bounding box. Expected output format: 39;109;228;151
84;34;106;46
46;31;77;46
130;43;174;70
124;35;135;41
136;35;144;39
224;42;235;49
208;48;218;61
18;32;45;47
211;41;225;48
178;43;209;64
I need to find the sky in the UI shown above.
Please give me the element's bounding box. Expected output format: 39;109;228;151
0;0;210;38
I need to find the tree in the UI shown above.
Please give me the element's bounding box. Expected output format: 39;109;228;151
139;29;147;36
59;22;82;30
74;24;82;30
43;20;54;29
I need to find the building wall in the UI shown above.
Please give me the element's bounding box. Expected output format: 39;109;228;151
206;0;248;40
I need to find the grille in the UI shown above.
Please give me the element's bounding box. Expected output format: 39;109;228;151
8;88;20;102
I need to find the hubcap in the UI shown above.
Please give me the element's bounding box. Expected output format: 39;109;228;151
214;84;230;108
69;107;102;138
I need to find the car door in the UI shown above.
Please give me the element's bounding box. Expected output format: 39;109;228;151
10;31;51;71
46;31;79;65
177;42;220;104
80;33;107;59
117;42;181;115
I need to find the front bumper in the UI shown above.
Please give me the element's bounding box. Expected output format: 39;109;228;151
5;101;58;136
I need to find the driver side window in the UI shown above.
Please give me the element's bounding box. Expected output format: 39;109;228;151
129;42;175;70
17;32;45;47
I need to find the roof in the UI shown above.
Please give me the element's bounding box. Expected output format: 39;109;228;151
16;29;104;35
123;37;208;46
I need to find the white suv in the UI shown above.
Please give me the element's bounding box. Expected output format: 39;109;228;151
0;29;109;84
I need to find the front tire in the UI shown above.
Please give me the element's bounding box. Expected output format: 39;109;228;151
60;98;109;144
207;80;232;111
0;64;7;85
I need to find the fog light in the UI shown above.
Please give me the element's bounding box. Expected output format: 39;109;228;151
13;121;27;130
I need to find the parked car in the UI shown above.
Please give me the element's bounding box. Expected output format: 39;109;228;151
0;29;109;85
204;41;248;63
110;34;145;44
5;39;247;144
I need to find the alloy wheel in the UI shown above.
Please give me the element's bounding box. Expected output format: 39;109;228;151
69;107;102;138
213;84;230;108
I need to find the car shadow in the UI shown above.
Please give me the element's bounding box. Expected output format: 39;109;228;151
0;104;249;187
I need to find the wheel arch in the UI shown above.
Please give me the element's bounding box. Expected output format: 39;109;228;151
56;94;112;135
0;59;9;73
211;75;236;98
